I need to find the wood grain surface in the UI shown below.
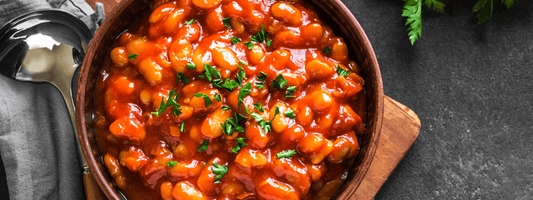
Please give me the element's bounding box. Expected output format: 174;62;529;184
83;1;421;199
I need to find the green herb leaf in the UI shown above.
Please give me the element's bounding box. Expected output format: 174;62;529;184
151;89;182;117
186;61;196;70
197;139;209;152
266;40;272;47
251;112;263;122
250;24;268;43
323;46;332;55
231;36;241;45
472;0;492;23
166;161;177;167
214;93;222;102
176;72;190;84
239;60;248;66
238;83;252;115
220;78;239;92
254;103;265;113
336;65;351;77
198;74;206;79
193;93;213;107
276;149;296;159
284;109;295;119
235;65;246;85
211;163;228;183
256;71;267;89
285;86;296;98
223;17;232;29
180;121;185;132
184;19;195;25
222;105;231;110
128;54;137;59
243;41;254;50
231;138;247;153
204;64;221;82
271;74;288;89
402;0;445;45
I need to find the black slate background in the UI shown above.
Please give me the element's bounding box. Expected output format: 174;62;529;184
341;0;533;199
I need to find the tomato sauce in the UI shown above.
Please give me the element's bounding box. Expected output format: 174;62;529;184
92;0;366;199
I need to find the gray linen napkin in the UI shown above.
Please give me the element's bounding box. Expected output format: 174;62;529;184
0;0;104;199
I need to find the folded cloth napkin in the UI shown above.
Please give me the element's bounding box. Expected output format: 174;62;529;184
0;0;104;199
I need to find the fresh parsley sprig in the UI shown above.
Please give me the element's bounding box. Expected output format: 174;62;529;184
256;71;267;89
237;83;252;115
251;106;280;133
151;89;182;117
276;149;296;159
402;0;444;45
193;93;213;108
231;138;247;153
197;139;209;152
212;163;228;183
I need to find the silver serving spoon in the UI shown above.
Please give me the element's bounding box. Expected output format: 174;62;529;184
0;9;92;182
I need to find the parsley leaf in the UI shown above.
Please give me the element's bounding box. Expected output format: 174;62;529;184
193;93;213;107
151;89;182;117
176;72;190;84
266;40;272;47
402;0;444;45
222;105;231;110
211;163;228;183
243;41;254;50
235;65;246;85
252;106;280;133
323;46;331;55
271;74;288;89
231;138;247;153
231;36;241;45
336;65;351;77
256;71;267;89
284;109;296;119
184;19;195;25
220;78;239;92
285;86;296;98
186;61;196;70
250;24;268;43
204;64;221;82
472;0;492;24
128;54;137;59
254;103;265;113
223;17;232;29
180;121;185;132
166;161;177;167
239;60;248;66
197;139;209;152
276;149;296;159
238;83;252;115
214;93;222;102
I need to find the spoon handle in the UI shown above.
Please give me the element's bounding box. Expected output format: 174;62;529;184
53;68;107;200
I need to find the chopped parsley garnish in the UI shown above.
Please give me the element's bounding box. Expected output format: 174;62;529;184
231;138;247;153
166;161;177;167
180;121;185;132
276;149;296;159
220;78;239;92
212;163;228;184
252;106;280;133
256;71;267;89
235;65;246;85
250;24;268;43
197;139;209;152
176;72;190;84
220;113;247;135
254;103;265;113
336;65;351;77
271;74;288;89
223;17;232;29
128;54;137;59
184;19;195;25
198;74;206;79
151;89;182;117
285;86;296;98
214;93;222;102
284;109;296;119
266;40;272;47
323;46;332;54
204;64;222;82
222;105;231;110
186;61;196;70
193;93;213;108
239;60;248;66
238;83;252;115
231;36;241;45
243;41;254;50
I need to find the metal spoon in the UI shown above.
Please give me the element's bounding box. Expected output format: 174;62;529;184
0;9;92;194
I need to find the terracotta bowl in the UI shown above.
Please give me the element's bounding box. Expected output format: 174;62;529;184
76;0;383;199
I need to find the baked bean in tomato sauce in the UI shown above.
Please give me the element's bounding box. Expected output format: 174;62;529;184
93;0;366;199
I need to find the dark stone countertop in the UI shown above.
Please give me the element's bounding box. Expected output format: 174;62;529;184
342;0;533;199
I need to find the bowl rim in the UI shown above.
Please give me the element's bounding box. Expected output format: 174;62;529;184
76;0;383;199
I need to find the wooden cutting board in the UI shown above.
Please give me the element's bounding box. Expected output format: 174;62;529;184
84;3;422;200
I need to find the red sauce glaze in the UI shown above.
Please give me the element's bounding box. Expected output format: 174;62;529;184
93;0;366;199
